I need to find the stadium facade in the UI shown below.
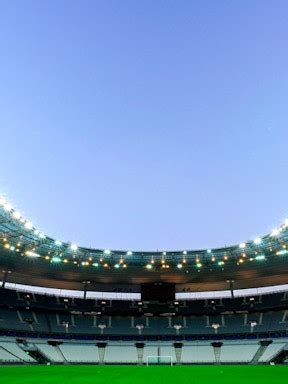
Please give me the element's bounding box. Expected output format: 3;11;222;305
1;197;288;365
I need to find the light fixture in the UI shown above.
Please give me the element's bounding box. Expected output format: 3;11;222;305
24;221;33;230
254;238;262;245
104;249;111;255
70;244;78;251
51;256;61;263
177;263;183;269
25;251;40;258
239;243;246;249
12;211;21;219
3;203;12;212
271;228;280;237
127;251;132;256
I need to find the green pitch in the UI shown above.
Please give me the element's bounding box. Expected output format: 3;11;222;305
0;365;287;384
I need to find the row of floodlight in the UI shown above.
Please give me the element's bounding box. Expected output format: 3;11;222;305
1;195;288;257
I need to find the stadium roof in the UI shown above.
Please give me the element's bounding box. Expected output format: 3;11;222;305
0;196;288;292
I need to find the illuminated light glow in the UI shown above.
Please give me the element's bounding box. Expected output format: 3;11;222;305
34;230;40;235
25;251;40;258
12;211;21;219
24;221;33;230
114;264;120;268
271;228;280;237
51;256;61;263
254;238;262;245
93;262;99;267
63;259;68;263
177;263;183;269
255;255;266;260
39;233;45;239
104;249;111;255
3;203;12;212
196;263;202;268
207;249;212;253
211;257;216;262
183;258;186;263
45;256;50;260
162;252;166;255
276;249;288;256
183;251;187;255
104;263;108;267
151;259;155;264
0;197;6;206
161;259;165;264
239;259;244;263
123;264;127;268
224;255;228;260
146;264;152;269
10;246;15;251
218;261;224;266
4;243;10;249
239;243;246;249
127;251;132;256
55;240;62;246
70;244;78;251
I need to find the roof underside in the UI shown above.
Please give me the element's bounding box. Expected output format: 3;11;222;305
1;205;288;291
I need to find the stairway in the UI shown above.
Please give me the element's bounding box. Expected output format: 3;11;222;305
211;342;222;364
250;340;272;364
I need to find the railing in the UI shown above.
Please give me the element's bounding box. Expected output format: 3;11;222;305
2;281;288;301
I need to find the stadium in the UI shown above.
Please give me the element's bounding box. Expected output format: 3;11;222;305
1;196;288;383
2;1;288;383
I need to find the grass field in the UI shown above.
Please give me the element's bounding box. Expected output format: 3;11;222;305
0;365;288;384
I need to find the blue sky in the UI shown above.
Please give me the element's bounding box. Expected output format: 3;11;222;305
0;1;288;251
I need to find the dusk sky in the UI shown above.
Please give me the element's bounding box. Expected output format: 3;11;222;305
1;1;288;251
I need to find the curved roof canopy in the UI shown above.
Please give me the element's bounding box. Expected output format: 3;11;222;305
0;196;288;292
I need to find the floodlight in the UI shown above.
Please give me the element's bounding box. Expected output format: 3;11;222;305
24;221;33;230
12;211;21;219
70;244;78;251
